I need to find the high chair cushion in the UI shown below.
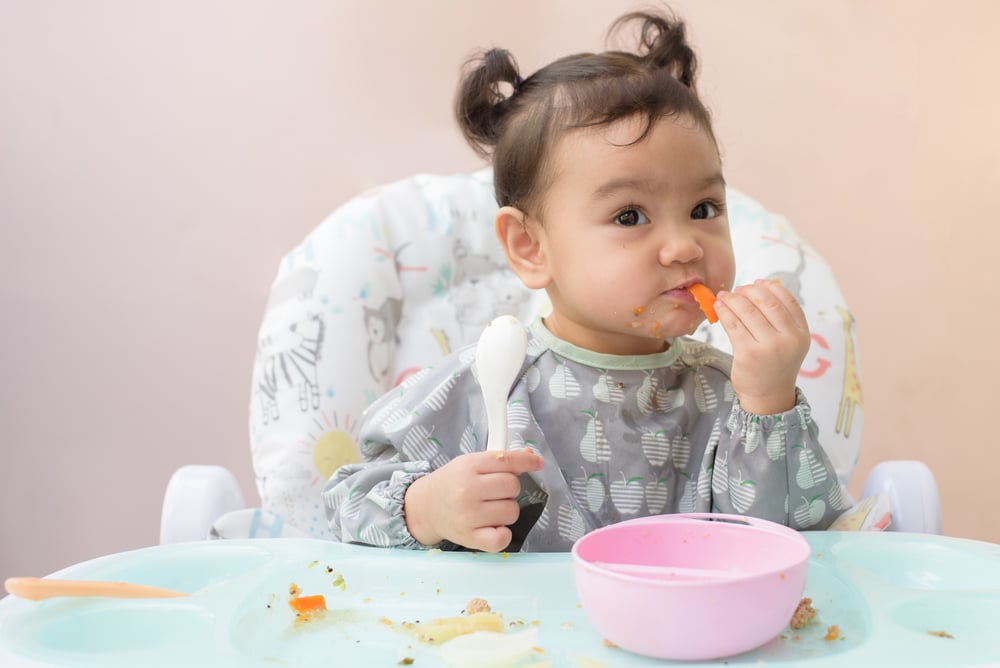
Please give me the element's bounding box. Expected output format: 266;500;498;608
229;169;863;539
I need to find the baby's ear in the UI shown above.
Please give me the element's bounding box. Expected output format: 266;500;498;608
494;206;550;290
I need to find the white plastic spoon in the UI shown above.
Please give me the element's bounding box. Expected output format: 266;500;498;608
5;577;187;601
475;315;528;453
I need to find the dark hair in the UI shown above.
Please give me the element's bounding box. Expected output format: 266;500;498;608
455;10;714;216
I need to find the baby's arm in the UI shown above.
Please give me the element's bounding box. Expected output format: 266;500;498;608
323;452;430;548
713;389;844;530
322;356;542;551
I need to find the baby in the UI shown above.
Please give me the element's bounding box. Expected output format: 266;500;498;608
323;9;842;552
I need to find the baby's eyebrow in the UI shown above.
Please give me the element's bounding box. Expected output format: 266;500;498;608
700;173;727;190
592;173;727;201
591;177;659;201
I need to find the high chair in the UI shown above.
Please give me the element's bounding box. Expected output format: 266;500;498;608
160;169;942;544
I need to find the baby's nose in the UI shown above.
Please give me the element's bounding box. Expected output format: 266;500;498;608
658;229;703;266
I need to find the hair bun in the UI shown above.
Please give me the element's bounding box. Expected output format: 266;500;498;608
455;48;523;157
611;11;698;89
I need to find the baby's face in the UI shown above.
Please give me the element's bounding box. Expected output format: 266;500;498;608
530;114;735;355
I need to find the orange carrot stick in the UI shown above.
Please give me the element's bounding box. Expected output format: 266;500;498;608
687;283;718;323
289;594;327;613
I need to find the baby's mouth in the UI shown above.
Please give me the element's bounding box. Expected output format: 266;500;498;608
662;286;697;303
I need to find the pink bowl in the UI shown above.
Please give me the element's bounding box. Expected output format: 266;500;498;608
571;513;810;660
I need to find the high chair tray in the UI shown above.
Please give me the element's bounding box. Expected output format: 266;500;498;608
1;532;998;667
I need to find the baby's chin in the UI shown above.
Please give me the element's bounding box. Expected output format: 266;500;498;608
617;316;703;341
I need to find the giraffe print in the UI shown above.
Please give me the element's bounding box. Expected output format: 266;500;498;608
834;305;863;438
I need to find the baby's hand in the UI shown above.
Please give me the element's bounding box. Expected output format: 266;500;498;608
714;279;809;415
403;449;544;552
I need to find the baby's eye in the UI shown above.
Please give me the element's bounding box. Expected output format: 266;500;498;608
691;201;722;220
614;208;649;227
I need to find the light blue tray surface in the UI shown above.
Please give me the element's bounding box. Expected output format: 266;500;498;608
1;532;998;666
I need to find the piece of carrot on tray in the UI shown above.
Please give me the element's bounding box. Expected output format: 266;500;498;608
289;594;327;613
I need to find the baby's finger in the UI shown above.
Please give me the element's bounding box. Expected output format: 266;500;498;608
714;292;757;350
477;498;522;528
468;525;513;553
715;290;768;341
727;283;797;335
758;279;808;331
478;471;523;501
473;449;545;475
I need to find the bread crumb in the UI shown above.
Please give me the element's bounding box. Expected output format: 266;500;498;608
927;630;955;639
601;638;619;649
789;598;816;629
465;597;491;615
824;625;840;641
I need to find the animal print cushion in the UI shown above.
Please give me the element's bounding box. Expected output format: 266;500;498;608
217;169;863;539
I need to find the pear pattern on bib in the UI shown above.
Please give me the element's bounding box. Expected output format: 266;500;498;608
506;399;531;433
549;360;581;399
579;410;611;462
694;372;718;413
593;370;625;403
766;428;786;461
557;504;585;542
728;470;757;513
795;445;829;489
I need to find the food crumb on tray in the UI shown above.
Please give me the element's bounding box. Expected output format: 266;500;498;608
465;597;491;615
824;625;840;641
789;597;816;629
927;630;955;639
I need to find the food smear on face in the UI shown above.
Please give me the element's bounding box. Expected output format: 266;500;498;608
686;283;718;323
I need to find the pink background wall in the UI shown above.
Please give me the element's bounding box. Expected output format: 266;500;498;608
2;1;999;581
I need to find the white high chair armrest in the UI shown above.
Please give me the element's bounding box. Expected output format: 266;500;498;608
861;460;942;535
160;465;246;544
